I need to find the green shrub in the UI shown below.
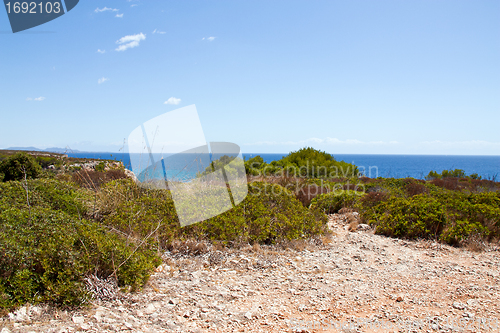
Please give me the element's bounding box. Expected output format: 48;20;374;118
309;190;365;214
426;168;479;180
440;219;489;245
276;147;358;178
0;206;160;310
0;178;161;311
244;156;265;176
0;152;42;182
0;179;93;218
101;181;328;247
35;156;62;169
189;182;328;244
358;180;500;245
366;195;446;239
197;155;246;180
243;148;358;178
95;162;106;172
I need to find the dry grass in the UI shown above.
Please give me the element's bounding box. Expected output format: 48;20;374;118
72;169;129;190
166;239;209;255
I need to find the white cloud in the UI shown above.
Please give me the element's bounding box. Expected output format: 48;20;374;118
115;33;146;52
97;49;106;54
153;29;166;34
98;77;109;84
202;37;216;41
164;97;181;105
115;13;124;18
131;4;138;7
33;97;45;101
95;7;119;13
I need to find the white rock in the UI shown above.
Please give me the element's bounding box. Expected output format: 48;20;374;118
357;224;371;231
8;306;28;322
155;264;171;273
143;304;156;314
72;316;85;324
452;302;466;310
80;323;91;330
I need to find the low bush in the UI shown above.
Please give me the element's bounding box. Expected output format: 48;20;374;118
0;152;42;182
0;179;93;217
35;156;63;169
244;156;265;176
402;178;428;197
244;147;358;178
358;180;500;245
0;206;160;310
295;184;330;207
189;182;328;244
426;169;466;180
0;179;161;311
363;195;446;239
309;190;365;214
100;180;328;247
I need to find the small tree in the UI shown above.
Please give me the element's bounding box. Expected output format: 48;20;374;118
0;152;42;182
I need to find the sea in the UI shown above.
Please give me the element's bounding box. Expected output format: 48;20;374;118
65;152;500;181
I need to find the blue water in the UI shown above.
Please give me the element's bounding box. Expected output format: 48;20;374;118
66;152;500;180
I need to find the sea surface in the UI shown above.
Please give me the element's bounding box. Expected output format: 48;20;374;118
66;152;500;180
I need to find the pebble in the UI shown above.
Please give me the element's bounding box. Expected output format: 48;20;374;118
1;211;499;332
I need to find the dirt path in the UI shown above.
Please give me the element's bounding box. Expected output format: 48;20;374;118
2;213;500;332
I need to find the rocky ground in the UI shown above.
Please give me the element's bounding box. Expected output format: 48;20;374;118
1;211;499;333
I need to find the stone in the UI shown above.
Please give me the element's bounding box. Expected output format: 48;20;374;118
143;304;156;315
452;302;466;310
357;224;371;231
8;306;28;322
80;323;91;330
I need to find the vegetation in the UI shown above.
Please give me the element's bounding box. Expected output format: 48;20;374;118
0;180;160;310
0;152;42;182
99;179;327;248
357;178;500;245
197;155;246;179
426;168;482;180
0;150;328;312
245;147;358;178
310;190;365;214
1;148;499;313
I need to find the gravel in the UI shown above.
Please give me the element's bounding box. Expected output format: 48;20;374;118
2;212;499;332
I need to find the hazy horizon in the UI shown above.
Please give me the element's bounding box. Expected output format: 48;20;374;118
2;146;500;157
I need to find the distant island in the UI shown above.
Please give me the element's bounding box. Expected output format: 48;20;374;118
3;147;81;154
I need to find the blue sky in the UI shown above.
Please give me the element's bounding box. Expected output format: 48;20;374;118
1;0;499;155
